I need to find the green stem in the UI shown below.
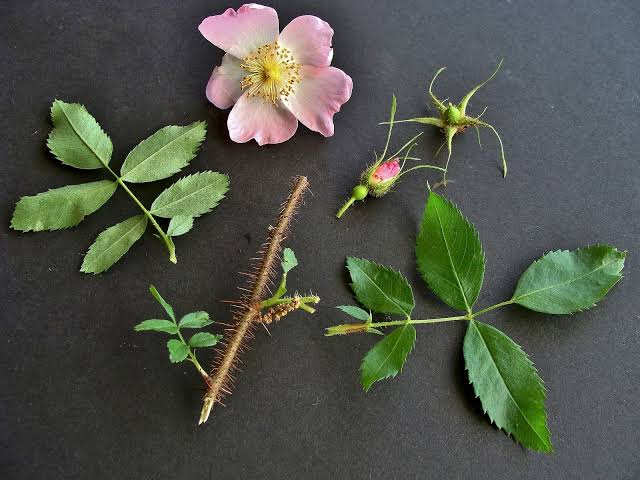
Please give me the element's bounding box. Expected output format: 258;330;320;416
103;164;176;263
369;314;468;328
175;329;208;379
261;295;320;309
472;299;514;318
336;196;356;219
329;299;516;334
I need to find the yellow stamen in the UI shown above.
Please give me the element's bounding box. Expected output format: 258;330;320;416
240;42;301;104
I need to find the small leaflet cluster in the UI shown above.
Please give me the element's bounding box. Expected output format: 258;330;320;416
327;189;625;452
135;286;221;378
10;100;229;273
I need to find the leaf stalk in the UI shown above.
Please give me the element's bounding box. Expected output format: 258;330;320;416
103;164;176;263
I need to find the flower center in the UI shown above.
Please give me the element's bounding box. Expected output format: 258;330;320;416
240;42;301;104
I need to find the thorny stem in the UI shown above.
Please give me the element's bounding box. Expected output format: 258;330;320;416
199;176;309;425
327;298;517;335
103;164;176;263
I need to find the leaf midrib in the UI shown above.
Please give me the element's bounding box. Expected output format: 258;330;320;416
513;256;620;302
353;263;411;316
434;201;470;312
58;102;109;166
152;178;222;215
471;321;549;448
123;124;199;178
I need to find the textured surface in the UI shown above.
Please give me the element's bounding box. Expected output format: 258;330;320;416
1;0;639;478
347;257;415;316
416;190;485;311
512;246;626;314
464;320;551;452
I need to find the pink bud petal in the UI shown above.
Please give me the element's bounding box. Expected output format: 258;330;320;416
371;159;400;183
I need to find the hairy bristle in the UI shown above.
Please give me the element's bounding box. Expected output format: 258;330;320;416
199;176;309;425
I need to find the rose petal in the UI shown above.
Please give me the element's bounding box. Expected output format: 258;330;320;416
284;66;353;137
205;54;246;109
279;15;334;67
227;93;298;145
199;4;279;59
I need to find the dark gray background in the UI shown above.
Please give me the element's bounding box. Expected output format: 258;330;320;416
1;0;638;478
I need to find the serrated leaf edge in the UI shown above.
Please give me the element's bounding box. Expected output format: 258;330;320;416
80;215;148;274
150;171;230;218
464;320;552;452
416;191;485;312
347;257;415;317
47;99;112;168
120;121;207;181
512;245;626;314
360;322;417;392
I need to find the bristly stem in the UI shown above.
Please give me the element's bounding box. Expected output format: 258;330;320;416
199;176;309;425
102;164;176;263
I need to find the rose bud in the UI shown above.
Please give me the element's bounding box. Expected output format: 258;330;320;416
364;159;401;197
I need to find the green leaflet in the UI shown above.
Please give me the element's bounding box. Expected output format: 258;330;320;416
463;320;551;452
336;305;371;321
150;171;229;218
281;247;298;273
512;246;626;314
47;100;113;169
416;190;484;312
188;332;222;348
81;215;148;274
360;322;416;391
11;180;117;232
167;339;189;363
167;216;194;237
179;311;212;329
120;122;207;183
134;319;179;334
347;257;415;317
149;285;176;321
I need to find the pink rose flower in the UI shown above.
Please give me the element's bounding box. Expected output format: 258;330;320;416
370;159;400;184
199;4;353;145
